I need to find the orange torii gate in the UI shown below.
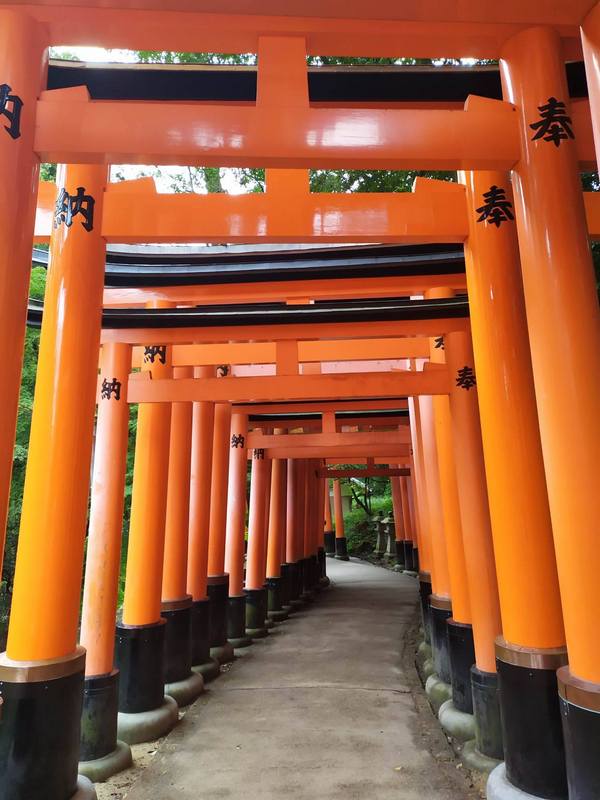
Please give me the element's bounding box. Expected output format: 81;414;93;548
0;4;600;800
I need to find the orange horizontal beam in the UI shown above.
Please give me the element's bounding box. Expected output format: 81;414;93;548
128;338;430;368
6;7;585;58
249;415;408;430
103;273;468;308
247;430;410;449
236;399;408;414
318;468;410;477
35;178;468;244
126;369;450;404
258;444;411;459
101;317;469;346
35;93;521;170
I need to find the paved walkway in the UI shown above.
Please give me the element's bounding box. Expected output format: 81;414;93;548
124;558;477;800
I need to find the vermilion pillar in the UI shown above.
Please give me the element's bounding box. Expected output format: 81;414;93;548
460;156;566;795
315;463;329;588
301;460;317;598
332;478;349;562
161;366;204;707
408;394;434;642
0;11;46;578
79;343;132;778
427;292;473;703
224;411;251;649
285;459;303;606
187;366;219;680
0;164;107;800
582;5;600;173
266;452;289;620
118;322;177;743
245;450;271;638
418;392;453;685
323;478;335;555
206;400;234;664
390;471;406;570
399;476;416;573
445;330;503;760
501;30;600;796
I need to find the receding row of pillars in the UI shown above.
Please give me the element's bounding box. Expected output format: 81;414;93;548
0;11;600;800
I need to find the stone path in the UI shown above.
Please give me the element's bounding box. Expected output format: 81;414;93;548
122;558;479;800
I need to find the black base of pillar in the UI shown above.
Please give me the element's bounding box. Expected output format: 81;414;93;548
318;546;326;579
190;598;211;667
245;587;268;637
558;667;600;800
471;666;503;761
324;530;336;555
402;540;414;572
0;650;85;800
304;555;319;594
227;595;253;647
207;574;229;648
335;537;349;561
279;563;291;608
115;620;166;713
497;645;567;798
429;597;452;685
80;669;120;762
447;619;475;714
394;540;405;569
418;573;432;644
266;576;288;621
162;601;193;685
412;547;420;573
285;561;303;607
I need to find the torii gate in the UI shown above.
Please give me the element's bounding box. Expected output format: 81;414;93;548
0;4;600;800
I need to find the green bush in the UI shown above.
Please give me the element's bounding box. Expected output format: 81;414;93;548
343;495;393;555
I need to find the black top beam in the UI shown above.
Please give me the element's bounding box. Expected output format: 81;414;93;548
32;243;465;288
46;60;588;103
27;295;468;329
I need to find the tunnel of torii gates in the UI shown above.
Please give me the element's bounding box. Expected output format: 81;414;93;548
2;4;600;800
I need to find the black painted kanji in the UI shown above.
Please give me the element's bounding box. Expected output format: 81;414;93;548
100;377;122;401
143;345;167;365
0;84;23;140
476;185;515;228
434;336;445;350
231;434;245;449
253;448;265;460
54;186;95;232
530;97;574;148
456;366;477;391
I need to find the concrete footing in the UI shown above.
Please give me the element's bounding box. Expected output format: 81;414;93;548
210;643;235;665
165;671;205;707
487;763;552;800
73;776;98;799
192;657;221;682
117;696;179;745
461;739;501;774
79;740;133;783
267;608;289;622
438;699;476;742
425;673;452;714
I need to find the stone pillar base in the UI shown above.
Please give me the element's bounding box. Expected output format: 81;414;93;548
117;696;178;745
78;740;132;783
192;657;221;682
165;671;205;708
